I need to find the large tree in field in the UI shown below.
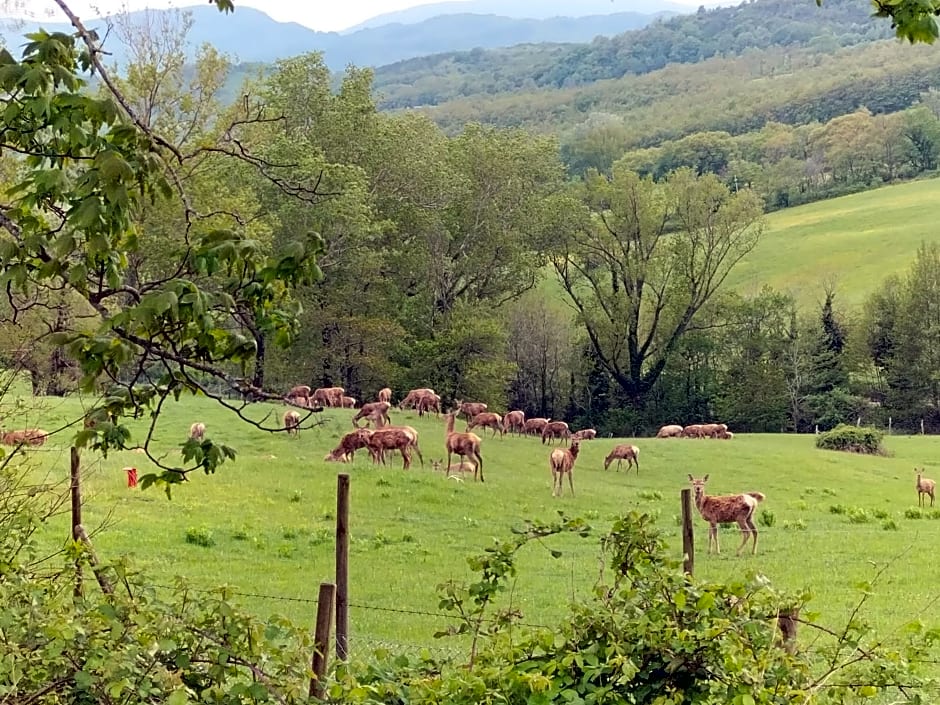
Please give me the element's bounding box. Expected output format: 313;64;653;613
552;165;763;408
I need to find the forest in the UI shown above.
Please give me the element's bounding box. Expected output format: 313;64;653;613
5;0;940;446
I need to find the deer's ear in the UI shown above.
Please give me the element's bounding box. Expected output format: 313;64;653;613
703;474;709;482
687;474;694;482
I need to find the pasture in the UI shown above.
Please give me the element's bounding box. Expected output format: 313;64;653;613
727;177;940;309
18;393;940;657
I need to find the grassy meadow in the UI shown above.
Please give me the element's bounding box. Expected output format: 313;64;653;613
728;177;940;309
16;391;940;659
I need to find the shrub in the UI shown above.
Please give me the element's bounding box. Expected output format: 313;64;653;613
905;507;925;519
815;424;885;455
829;504;848;515
847;508;871;524
882;519;899;531
185;526;215;547
758;509;776;527
872;508;889;520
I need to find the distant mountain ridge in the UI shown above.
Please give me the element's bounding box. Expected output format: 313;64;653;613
0;2;684;69
344;0;690;31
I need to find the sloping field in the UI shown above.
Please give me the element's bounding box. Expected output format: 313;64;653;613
19;393;940;659
728;178;940;309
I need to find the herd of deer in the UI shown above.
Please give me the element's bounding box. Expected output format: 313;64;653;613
183;385;939;558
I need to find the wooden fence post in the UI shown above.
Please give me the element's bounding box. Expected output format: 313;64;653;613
310;582;336;699
335;473;350;661
70;446;83;597
681;488;694;576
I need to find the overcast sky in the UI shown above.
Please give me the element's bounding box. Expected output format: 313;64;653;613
21;0;717;32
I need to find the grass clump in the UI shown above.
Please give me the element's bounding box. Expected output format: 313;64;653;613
905;507;925;519
758;509;776;527
815;424;885;455
185;526;215;548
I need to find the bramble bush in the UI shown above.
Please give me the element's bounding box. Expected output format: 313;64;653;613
815;424;886;455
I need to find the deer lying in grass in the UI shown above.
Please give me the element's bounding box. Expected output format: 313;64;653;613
550;440;580;497
431;458;477;480
688;474;765;555
1;428;48;446
604;444;639;473
445;413;484;482
916;468;936;507
283;410;301;436
570;429;597;442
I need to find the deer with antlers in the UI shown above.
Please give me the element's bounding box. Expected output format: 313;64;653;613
445;412;484;482
688;474;765;555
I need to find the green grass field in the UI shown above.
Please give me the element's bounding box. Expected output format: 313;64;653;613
18;392;940;660
728;178;940;309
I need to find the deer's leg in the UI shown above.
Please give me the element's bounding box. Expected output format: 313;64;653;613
568;469;574;496
735;518;752;556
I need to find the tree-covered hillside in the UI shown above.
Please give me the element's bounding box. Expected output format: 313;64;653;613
373;0;892;109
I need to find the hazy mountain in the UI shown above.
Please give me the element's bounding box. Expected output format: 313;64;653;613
344;0;691;31
0;3;684;70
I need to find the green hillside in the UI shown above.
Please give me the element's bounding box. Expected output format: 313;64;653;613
727;177;940;309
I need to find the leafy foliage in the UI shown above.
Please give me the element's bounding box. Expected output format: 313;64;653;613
815;423;886;454
330;510;940;704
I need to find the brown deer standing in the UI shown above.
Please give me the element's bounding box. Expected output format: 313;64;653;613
445;412;484;482
367;428;417;470
550;440;580;497
502;410;526;436
378;387;392;403
688;474;765;555
916;468;936;507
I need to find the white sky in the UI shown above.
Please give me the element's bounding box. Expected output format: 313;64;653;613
19;0;713;32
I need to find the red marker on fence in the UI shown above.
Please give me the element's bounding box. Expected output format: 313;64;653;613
124;467;138;488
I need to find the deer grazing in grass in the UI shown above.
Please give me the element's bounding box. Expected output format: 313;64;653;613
467;412;503;438
366;427;422;470
604;444;639;473
916;468;936;507
688;474;765;555
445;412;484;482
324;428;374;462
541;420;570;446
378;387;392;403
283;410;301;436
189;422;206;440
550;440;580;497
352;401;392;428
